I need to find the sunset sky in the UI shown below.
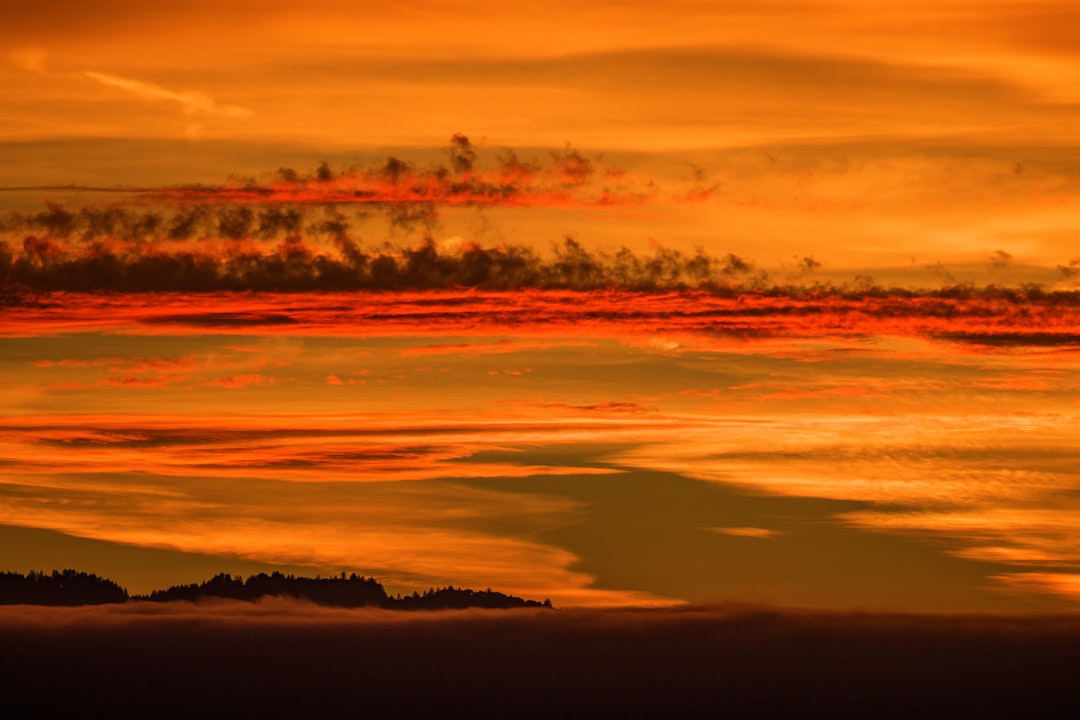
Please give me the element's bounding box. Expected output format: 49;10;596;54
3;0;1080;613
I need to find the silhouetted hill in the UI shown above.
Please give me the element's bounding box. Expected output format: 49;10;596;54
0;570;128;605
143;572;551;609
0;569;551;609
395;585;551;610
143;571;390;607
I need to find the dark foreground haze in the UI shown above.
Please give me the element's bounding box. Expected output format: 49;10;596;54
2;601;1078;718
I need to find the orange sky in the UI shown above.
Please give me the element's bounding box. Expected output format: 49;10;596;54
4;291;1080;610
4;2;1080;613
6;1;1080;147
4;1;1080;270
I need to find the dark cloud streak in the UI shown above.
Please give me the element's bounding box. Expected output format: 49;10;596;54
0;233;764;293
0;135;643;216
6;285;1080;347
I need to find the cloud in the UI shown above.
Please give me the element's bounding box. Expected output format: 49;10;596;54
399;339;595;357
19;352;285;390
0;137;664;251
7;280;1080;352
993;572;1080;600
1;413;631;485
0;230;748;293
7;47;48;74
7;49;251;129
530;400;653;416
845;505;1080;577
708;527;780;539
8;3;1080;151
117;141;646;210
80;71;251;118
206;373;276;388
228;44;1080;147
0;414;655;605
604;408;1080;609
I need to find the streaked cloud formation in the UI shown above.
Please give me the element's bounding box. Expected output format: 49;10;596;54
3;298;1080;610
6;290;1080;343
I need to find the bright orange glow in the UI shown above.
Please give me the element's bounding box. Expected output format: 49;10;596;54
5;1;1080;615
2;287;1080;610
5;290;1080;343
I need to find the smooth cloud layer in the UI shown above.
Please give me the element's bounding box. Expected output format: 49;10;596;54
2;602;1079;716
6;2;1080;148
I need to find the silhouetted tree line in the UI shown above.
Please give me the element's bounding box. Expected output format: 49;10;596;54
143;572;388;607
0;570;128;605
393;585;552;610
143;572;550;609
0;569;551;609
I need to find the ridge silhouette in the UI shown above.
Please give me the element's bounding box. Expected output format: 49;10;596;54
0;569;128;606
0;569;552;609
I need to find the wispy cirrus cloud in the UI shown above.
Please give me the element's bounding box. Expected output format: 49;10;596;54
0;415;631;484
80;70;251;118
7;48;251;125
609;412;1080;606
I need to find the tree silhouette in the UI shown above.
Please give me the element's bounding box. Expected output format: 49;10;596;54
1;568;553;609
0;570;128;605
